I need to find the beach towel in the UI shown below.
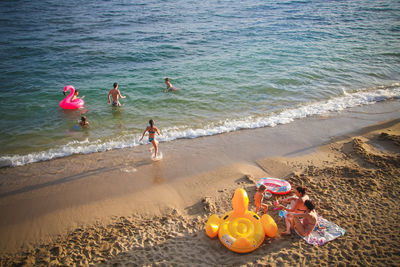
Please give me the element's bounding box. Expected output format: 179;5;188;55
278;211;345;246
296;216;345;246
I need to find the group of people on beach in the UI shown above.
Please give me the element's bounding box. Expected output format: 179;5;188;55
74;78;176;158
255;185;320;237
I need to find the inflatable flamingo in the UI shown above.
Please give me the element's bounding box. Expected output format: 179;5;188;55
59;85;84;109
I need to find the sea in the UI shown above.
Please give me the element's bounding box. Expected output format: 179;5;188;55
0;0;399;167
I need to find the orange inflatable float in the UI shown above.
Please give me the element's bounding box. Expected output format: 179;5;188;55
205;188;278;253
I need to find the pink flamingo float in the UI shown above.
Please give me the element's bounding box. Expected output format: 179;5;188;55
59;85;84;109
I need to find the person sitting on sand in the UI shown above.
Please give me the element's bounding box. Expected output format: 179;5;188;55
254;184;268;214
275;186;310;234
164;77;178;92
276;186;309;213
139;119;161;158
79;116;89;128
281;200;318;236
108;82;126;106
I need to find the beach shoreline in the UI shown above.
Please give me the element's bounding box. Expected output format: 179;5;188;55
1;100;400;265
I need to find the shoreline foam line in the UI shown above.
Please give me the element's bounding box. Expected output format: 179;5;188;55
1;84;399;167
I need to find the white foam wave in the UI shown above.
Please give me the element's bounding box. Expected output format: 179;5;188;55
1;84;399;167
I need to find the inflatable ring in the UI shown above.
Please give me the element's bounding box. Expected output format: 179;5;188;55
205;188;278;253
59;85;84;109
256;177;291;195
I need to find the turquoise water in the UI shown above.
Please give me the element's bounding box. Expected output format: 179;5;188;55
0;0;399;166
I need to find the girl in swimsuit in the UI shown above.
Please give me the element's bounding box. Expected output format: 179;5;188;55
254;184;268;214
281;200;318;236
139;119;161;158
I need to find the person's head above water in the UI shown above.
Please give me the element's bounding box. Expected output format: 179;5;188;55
149;119;154;127
113;82;118;89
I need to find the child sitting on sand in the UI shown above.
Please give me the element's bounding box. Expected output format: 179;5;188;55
254;184;268;214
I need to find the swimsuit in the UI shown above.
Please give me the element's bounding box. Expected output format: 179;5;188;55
148;127;156;142
112;100;121;106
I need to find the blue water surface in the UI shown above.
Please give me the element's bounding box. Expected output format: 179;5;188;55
0;0;399;165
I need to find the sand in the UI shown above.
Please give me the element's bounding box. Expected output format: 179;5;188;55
1;108;400;265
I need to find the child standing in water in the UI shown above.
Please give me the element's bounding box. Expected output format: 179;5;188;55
255;184;268;214
139;119;161;158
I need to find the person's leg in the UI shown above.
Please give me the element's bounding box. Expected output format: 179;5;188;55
153;140;158;157
255;204;260;214
293;216;307;236
281;214;293;235
262;203;268;213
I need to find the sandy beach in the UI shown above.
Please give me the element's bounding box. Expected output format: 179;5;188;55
1;101;400;266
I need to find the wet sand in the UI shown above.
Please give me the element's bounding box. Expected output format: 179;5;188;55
0;100;399;266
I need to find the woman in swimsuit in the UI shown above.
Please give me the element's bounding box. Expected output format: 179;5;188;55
277;186;309;213
276;186;309;234
281;200;318;236
139;119;161;158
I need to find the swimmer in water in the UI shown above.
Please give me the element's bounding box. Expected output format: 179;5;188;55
79;116;89;128
71;90;80;101
164;77;178;92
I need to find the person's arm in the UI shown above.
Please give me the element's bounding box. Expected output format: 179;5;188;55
279;199;300;212
118;90;126;99
165;82;171;92
155;127;161;135
108;91;112;104
139;128;148;141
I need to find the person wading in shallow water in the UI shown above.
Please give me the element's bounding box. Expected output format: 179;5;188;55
108;82;126;106
139;119;161;158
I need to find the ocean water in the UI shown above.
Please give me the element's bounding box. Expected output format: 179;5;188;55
0;0;399;167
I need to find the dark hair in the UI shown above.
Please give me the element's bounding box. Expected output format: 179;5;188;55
149;119;154;127
81;116;86;121
304;200;315;211
296;186;306;196
165;77;169;81
113;82;118;88
258;184;266;192
75;90;79;94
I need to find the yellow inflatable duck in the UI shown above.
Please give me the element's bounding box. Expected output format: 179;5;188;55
205;188;278;253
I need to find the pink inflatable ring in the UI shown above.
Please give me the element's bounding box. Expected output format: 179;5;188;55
59;85;84;109
256;177;291;195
